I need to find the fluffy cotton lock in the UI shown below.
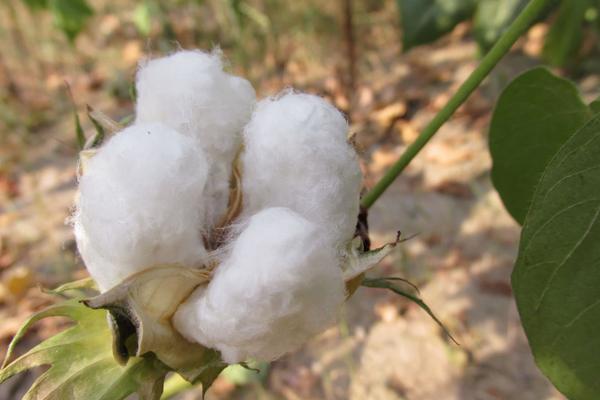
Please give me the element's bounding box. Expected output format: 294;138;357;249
135;50;256;227
73;122;209;291
173;207;346;363
241;91;362;249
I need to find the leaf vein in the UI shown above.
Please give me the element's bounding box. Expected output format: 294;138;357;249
534;203;600;311
523;199;598;255
542;164;600;203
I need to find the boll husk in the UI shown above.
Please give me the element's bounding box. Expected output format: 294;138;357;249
241;91;362;249
135;50;256;226
173;207;346;363
72;122;209;291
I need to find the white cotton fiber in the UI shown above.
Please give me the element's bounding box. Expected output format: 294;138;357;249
173;207;346;363
73;122;209;291
135;50;256;226
241;91;362;249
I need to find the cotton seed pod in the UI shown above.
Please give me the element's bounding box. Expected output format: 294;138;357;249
72;122;209;291
241;91;362;249
173;207;346;364
135;49;256;226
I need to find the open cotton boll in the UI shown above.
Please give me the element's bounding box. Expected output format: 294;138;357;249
173;207;346;363
73;122;209;291
135;50;256;226
135;50;255;158
241;91;362;249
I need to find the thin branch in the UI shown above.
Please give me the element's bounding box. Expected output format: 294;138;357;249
360;0;553;209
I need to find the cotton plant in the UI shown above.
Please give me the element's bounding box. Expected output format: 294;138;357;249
3;2;591;398
0;50;411;399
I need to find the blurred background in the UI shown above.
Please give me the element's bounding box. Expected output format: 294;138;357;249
1;0;599;399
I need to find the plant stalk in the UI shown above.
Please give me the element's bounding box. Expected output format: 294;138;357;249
360;0;552;209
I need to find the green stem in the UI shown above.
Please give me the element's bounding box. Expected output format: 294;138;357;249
360;0;551;209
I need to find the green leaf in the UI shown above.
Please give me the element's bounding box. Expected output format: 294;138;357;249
74;112;85;150
86;105;106;148
0;300;168;400
512;113;600;399
489;67;591;224
362;277;457;344
396;0;476;51
65;83;86;150
473;0;528;52
543;0;592;67
48;0;93;41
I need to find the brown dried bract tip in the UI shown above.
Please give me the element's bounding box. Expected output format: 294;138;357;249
218;158;243;229
77;149;98;177
355;205;370;251
206;148;244;251
347;131;358;149
86;106;123;135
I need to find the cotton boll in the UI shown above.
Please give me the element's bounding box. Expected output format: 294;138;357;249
135;50;255;158
73;123;209;291
173;207;346;363
73;222;121;291
135;50;256;226
241;91;362;249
